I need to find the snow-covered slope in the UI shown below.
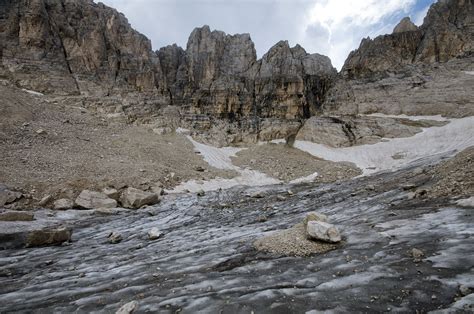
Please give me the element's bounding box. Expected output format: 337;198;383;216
295;116;474;175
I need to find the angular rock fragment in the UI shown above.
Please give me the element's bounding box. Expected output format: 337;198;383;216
26;227;71;247
108;231;122;244
116;301;138;314
102;187;120;201
53;199;74;210
306;221;342;243
147;228;163;240
75;190;117;209
411;248;424;262
0;186;22;207
120;188;159;209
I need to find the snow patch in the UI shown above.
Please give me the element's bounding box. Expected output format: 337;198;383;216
295;117;474;175
464;71;474;75
258;138;287;145
185;136;243;171
290;172;319;184
366;113;449;122
171;136;281;193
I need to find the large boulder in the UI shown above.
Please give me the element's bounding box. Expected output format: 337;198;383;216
120;188;159;209
306;221;342;243
75;190;117;209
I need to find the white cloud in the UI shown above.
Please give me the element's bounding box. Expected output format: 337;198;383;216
299;0;417;69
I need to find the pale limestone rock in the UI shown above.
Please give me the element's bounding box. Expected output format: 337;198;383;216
75;190;117;209
53;199;74;211
306;221;342;243
120;188;159;209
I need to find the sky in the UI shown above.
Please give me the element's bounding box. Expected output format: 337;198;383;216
98;0;436;70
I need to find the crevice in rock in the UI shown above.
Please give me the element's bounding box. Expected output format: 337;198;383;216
45;1;80;95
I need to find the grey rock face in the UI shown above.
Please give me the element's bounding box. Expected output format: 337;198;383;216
256;42;336;120
324;59;474;118
342;0;473;78
1;0;162;95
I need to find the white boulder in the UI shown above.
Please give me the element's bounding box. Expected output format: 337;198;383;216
306;221;342;243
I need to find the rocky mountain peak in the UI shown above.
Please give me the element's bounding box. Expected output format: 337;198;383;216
393;17;418;33
342;0;473;78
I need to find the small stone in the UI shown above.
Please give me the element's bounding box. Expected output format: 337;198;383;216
53;198;74;210
116;301;138;314
411;248;424;262
197;190;205;197
35;128;47;135
431;294;437;300
250;192;264;198
195;166;205;172
38;195;52;207
459;285;471;296
401;184;417;191
306;221;342;243
277;195;286;201
366;185;375;191
108;231;122;244
287;190;294;196
147;228;163;240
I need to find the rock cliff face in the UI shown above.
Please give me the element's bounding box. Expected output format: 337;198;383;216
1;0;472;144
1;0;162;96
1;2;336;125
342;0;473;78
161;28;336;123
325;0;474;118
